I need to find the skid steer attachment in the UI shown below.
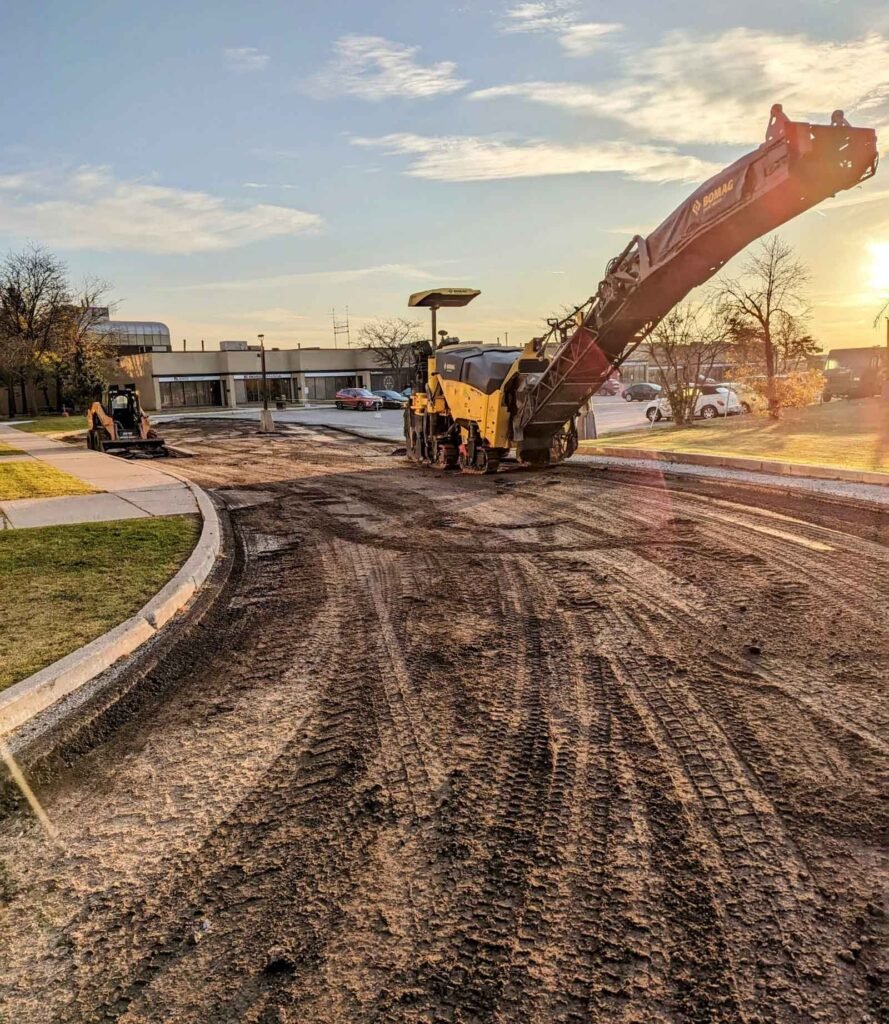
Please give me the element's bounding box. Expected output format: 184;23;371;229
405;106;878;472
86;384;168;457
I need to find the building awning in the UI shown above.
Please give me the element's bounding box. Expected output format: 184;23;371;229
157;375;222;383
233;372;295;380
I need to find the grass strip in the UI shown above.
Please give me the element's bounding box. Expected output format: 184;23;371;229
0;516;199;690
5;416;88;435
0;463;97;501
587;398;889;473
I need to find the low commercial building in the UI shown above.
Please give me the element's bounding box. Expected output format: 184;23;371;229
114;346;411;412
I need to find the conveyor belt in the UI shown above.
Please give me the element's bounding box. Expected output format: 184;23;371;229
515;107;878;447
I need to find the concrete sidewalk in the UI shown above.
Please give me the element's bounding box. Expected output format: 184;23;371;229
0;426;198;529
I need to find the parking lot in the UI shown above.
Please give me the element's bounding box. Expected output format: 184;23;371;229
154;394;653;443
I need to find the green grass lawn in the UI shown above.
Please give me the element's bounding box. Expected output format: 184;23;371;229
5;415;88;434
587;397;889;473
0;516;199;690
0;463;97;501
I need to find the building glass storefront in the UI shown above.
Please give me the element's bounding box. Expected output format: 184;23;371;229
159;379;223;408
234;376;297;404
305;374;357;401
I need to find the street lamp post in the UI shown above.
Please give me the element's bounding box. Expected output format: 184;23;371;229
257;333;274;433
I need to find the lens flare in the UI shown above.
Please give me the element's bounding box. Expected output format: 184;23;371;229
869;242;889;292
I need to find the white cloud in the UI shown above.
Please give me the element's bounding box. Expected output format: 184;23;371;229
0;166;322;254
559;22;622;57
499;3;621;57
178;263;438;291
472;29;889;144
353;133;719;183
243;182;300;191
500;2;579;34
224;47;270;72
307;35;468;101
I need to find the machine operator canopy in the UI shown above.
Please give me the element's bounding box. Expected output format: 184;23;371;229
408;288;481;308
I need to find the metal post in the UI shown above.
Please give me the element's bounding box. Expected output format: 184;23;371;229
258;333;274;432
430;305;438;350
259;334;269;411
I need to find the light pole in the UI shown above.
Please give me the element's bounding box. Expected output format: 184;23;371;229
257;333;274;433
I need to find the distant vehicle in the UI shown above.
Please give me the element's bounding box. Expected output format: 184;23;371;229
371;389;408;409
401;387;413;398
623;382;662;402
720;381;767;414
822;347;887;400
334;388;383;411
597;377;622;396
645;385;741;422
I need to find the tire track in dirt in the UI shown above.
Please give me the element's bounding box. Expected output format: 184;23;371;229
0;420;885;1024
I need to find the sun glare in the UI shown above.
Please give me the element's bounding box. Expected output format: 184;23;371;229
868;242;889;292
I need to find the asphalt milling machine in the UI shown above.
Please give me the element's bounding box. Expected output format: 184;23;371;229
405;105;879;474
86;384;169;458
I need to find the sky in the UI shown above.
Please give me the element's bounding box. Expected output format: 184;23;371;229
1;0;888;351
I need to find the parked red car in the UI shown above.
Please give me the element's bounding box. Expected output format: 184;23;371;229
597;377;622;396
334;388;383;411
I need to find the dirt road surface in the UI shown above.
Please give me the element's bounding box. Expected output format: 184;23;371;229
1;420;886;1024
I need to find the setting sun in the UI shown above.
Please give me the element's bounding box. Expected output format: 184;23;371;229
869;241;889;292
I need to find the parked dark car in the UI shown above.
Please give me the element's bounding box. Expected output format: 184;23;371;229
622;382;662;402
334;388;383;411
371;389;408;409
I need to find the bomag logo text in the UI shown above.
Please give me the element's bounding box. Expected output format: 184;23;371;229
444;363;456;371
695;178;734;215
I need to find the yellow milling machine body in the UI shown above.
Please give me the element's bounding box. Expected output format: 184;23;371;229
404;106;878;474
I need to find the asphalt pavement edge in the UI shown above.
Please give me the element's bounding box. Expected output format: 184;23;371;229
579;444;889;487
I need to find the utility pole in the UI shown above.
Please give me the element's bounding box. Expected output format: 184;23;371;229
258;333;274;432
332;308;351;348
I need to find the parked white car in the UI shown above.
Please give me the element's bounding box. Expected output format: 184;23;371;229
645;385;742;423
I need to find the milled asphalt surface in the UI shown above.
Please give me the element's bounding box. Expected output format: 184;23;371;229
155;403;889;508
0;419;885;1024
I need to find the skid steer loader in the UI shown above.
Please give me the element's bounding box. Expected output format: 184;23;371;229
86;384;168;457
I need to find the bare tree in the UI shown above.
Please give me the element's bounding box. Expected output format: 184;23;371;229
0;247;114;415
718;236;811;419
358;317;421;384
0;246;69;415
647;303;728;426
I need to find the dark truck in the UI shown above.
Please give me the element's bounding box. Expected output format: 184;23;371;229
822;347;887;401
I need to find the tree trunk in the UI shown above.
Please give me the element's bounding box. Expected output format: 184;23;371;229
5;379;17;418
763;327;780;419
55;374;64;413
19;373;30;416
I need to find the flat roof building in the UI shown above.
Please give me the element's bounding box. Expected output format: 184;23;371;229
113;346;411;412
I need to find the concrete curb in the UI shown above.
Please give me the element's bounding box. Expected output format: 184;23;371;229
0;475;220;738
580;445;889;487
